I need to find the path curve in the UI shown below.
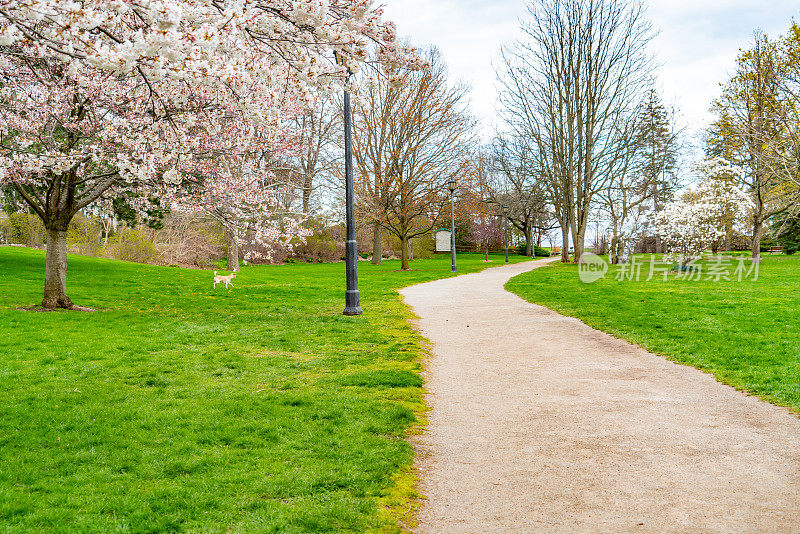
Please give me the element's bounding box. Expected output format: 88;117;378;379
400;258;800;533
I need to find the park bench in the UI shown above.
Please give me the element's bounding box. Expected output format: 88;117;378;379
769;246;784;254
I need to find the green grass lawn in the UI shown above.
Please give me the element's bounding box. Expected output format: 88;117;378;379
506;254;800;412
0;247;529;533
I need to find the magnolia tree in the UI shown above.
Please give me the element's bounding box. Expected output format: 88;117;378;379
0;0;420;309
657;158;753;262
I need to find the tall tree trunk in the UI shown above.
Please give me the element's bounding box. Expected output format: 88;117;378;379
752;216;763;264
302;173;313;215
484;245;489;262
724;219;732;252
612;232;624;264
371;222;382;265
525;226;533;257
654;183;664;254
570;216;580;264
560;223;570;263
400;235;410;271
226;228;240;271
42;228;73;309
574;227;586;264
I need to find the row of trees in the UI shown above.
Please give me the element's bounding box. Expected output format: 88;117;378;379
6;0;796;311
0;3;516;298
495;0;682;264
491;0;799;265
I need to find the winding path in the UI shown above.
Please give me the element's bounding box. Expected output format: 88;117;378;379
400;258;800;533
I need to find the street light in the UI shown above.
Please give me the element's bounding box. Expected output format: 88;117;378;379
336;51;362;316
503;204;509;263
448;179;457;273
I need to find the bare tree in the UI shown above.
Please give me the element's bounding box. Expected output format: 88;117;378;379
499;0;654;263
354;49;477;270
352;64;404;265
484;137;554;256
600;108;652;262
292;96;341;215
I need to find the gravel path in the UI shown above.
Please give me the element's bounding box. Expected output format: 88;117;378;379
399;258;800;533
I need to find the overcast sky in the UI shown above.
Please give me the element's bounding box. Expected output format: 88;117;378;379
382;0;800;158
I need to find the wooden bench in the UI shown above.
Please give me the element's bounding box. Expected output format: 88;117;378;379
769;246;784;254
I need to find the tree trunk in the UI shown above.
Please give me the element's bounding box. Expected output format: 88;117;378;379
612;235;625;264
752;216;763;263
654;188;663;254
524;227;533;257
560;223;570;263
574;228;586;264
226;228;240;271
42;229;73;309
570;216;583;264
400;235;410;271
371;223;382;265
484;245;489;262
302;173;313;215
101;216;112;248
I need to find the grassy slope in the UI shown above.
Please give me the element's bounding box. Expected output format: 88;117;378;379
506;255;800;412
0;247;529;533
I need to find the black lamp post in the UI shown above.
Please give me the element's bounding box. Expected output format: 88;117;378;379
448;179;457;273
503;204;509;264
337;52;362;316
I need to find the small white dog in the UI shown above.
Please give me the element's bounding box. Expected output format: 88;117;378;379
213;270;236;289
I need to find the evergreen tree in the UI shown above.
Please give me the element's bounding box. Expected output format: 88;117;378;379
635;88;680;252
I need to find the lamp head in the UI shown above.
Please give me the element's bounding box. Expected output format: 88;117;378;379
447;179;456;193
334;51;353;78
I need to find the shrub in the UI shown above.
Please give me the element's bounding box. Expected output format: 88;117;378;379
103;227;159;264
67;213;103;256
760;234;779;253
0;213;46;247
515;243;551;257
288;221;345;264
150;215;225;268
386;233;435;260
775;217;800;255
413;233;435;259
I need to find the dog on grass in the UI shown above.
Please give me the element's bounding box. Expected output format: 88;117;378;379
213;271;236;289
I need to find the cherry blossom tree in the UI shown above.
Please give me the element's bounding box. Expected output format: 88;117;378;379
0;0;420;309
469;217;504;262
163;117;313;271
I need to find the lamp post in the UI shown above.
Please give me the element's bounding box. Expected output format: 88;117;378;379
337;52;362;316
448;179;457;273
503;204;509;264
